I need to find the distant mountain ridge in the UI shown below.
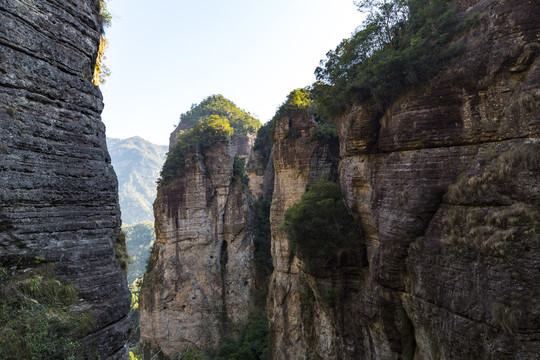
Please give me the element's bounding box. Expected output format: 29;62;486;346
107;136;167;224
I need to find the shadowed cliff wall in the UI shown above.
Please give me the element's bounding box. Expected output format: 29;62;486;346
0;1;131;358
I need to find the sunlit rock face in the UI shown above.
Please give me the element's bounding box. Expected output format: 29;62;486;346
140;135;257;358
0;0;131;358
336;0;540;358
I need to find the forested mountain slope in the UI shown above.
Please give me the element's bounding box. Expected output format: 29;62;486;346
107;137;167;224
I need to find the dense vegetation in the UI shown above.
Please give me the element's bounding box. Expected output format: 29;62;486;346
163;311;269;360
281;180;360;269
0;262;93;359
159;96;261;188
314;0;465;117
158;115;234;188
233;155;250;188
178;95;261;135
253;88;339;168
273;88;314;120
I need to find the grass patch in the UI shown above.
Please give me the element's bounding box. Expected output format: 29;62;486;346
0;262;94;360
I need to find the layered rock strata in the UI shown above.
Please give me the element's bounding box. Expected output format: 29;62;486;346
335;0;540;358
140;135;258;358
267;0;539;359
267;110;350;360
0;0;130;358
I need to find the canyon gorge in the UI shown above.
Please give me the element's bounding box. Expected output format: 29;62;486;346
0;0;538;359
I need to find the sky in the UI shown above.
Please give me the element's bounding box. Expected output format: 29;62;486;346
100;0;364;146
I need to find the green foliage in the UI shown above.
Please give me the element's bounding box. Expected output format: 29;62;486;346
158;115;234;188
280;180;360;267
0;263;93;360
129;351;142;360
182;345;210;360
115;230;130;275
213;313;270;360
98;0;112;31
314;0;464;116
127;278;146;356
273;89;315;121
178;95;261;135
123;221;155;284
233;155;250;187
310;119;339;148
93;1;111;85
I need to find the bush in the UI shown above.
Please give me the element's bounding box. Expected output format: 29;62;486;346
233;155;250;187
253;120;275;169
310;119;339;148
213;314;270;360
280;180;360;267
273;88;315;121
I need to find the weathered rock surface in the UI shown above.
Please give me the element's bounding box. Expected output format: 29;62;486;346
267;110;347;360
0;0;130;358
140;135;257;358
333;0;540;358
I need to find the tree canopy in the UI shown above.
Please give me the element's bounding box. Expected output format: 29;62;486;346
280;180;360;267
178;95;261;135
314;0;465;117
158;114;234;188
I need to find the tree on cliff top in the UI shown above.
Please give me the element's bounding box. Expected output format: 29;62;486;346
314;0;464;116
178;95;261;135
157;114;234;188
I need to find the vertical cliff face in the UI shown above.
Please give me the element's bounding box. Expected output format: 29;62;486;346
0;0;130;359
268;110;351;359
336;0;540;358
140;135;257;358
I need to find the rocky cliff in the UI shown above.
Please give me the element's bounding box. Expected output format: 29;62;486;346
269;0;539;359
140;135;258;358
139;0;538;358
0;1;130;358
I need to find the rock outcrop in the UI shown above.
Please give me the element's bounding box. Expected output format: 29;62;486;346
140;135;258;358
267;0;539;359
267;110;346;359
334;0;540;358
0;1;130;358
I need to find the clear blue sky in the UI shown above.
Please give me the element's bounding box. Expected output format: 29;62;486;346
100;0;363;146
